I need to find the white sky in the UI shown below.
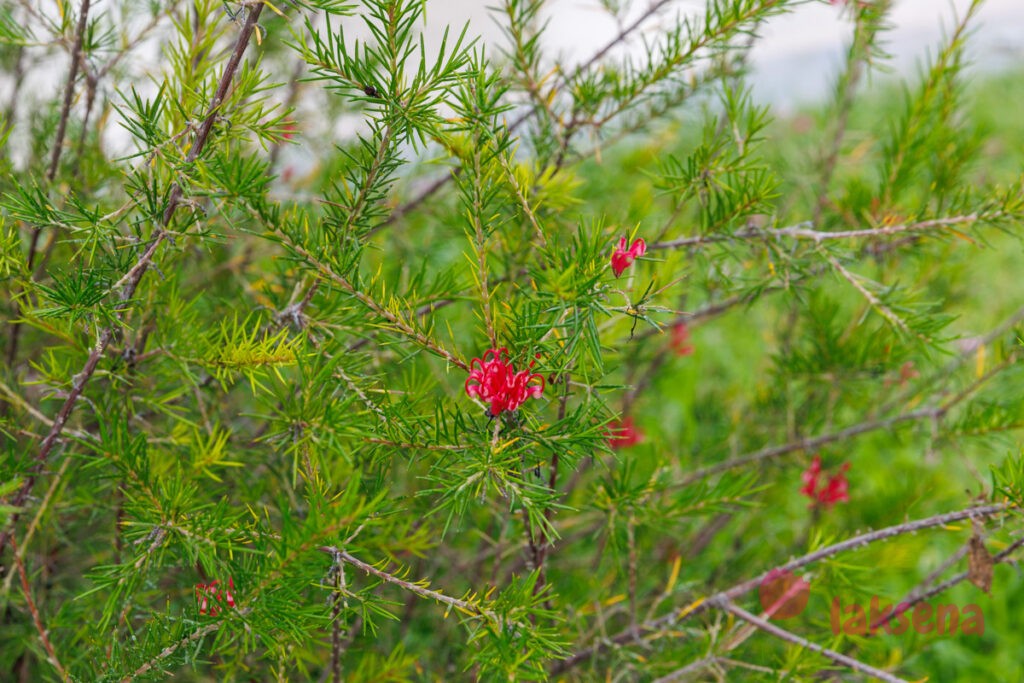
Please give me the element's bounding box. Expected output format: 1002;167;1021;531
424;0;1024;108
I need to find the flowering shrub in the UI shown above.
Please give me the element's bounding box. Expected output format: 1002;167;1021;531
2;1;1024;682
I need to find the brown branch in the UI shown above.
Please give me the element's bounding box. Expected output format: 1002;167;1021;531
676;407;938;488
285;242;468;370
120;622;222;682
11;536;69;682
4;0;92;372
47;0;91;182
651;213;1000;251
319;546;499;622
870;534;1024;633
551;503;1010;674
718;600;907;683
0;0;266;558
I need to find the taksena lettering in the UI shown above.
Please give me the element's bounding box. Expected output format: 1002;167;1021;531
830;596;984;636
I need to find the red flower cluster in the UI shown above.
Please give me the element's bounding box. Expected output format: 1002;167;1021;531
670;322;694;356
196;577;236;616
611;237;646;277
465;348;545;416
800;456;850;508
606;416;642;449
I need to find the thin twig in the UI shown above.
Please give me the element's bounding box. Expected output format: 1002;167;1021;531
319;546;500;623
676;407;938;488
47;0;91;181
285;242;468;370
4;0;93;371
870;535;1024;633
121;622;222;682
718;600;907;683
651;212;999;251
11;536;69;682
551;503;1009;673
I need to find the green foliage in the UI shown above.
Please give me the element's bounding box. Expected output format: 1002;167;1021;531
3;0;1024;681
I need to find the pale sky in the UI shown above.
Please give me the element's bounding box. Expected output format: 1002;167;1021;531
424;0;1024;107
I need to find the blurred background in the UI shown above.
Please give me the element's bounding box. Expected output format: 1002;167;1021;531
424;0;1024;108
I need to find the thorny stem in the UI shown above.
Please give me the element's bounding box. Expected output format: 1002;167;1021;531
0;0;266;559
551;503;1010;674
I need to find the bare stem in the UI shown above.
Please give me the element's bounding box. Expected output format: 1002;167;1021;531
552;503;1009;673
320;546;500;623
652;212;1000;251
11;537;69;682
718;600;907;683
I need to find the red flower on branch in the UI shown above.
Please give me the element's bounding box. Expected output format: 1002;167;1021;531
465;348;545;416
195;577;236;616
669;322;694;356
606;416;642;449
800;455;850;508
610;236;646;277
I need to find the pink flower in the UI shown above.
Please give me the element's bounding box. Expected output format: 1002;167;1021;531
670;322;694;356
196;577;236;616
610;237;646;277
800;456;850;508
605;416;642;449
465;348;545;416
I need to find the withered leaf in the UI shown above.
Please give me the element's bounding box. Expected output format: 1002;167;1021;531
967;533;994;594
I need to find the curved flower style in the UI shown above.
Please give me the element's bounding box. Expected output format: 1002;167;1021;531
800;455;850;508
465;348;545;416
610;237;646;277
196;577;236;616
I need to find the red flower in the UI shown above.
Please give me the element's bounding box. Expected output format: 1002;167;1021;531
610;236;646;277
605;416;642;449
669;322;694;356
800;455;850;508
465;348;545;416
196;577;236;616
